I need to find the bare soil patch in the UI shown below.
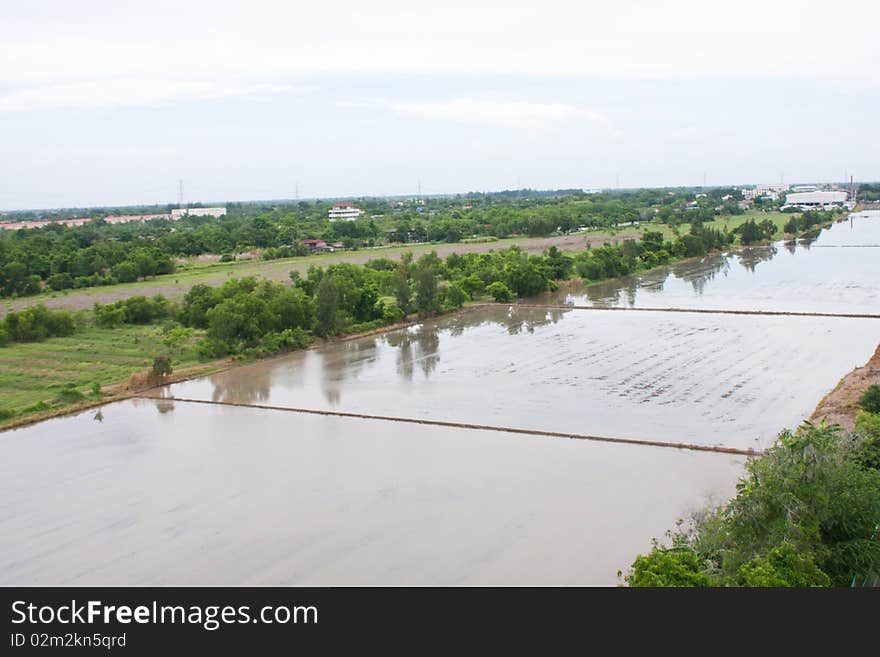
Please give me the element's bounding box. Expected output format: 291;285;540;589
811;343;880;430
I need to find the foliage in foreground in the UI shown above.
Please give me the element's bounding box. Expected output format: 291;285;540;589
626;421;880;587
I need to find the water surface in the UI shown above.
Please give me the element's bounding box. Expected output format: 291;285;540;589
2;212;879;586
0;400;742;585
168;306;879;450
555;212;880;313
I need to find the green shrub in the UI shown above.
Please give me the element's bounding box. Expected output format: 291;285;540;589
55;387;86;404
627;422;880;587
486;281;513;303
859;385;880;414
380;299;405;324
94;303;126;327
853;411;880;471
4;305;75;342
735;542;831;587
196;337;231;360
627;547;717;587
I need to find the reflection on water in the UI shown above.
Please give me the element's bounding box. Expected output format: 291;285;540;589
167;305;879;450
552;212;880;313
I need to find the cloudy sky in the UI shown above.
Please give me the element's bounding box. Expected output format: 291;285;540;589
1;0;878;210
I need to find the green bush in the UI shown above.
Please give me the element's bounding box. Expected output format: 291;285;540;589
55;387;86;404
858;385;880;414
93;295;171;326
0;326;7;347
735;542;831;587
94;303;126;328
380;299;405;324
486;281;513;303
626;422;880;587
627;548;717;587
4;305;75;342
853;411;880;471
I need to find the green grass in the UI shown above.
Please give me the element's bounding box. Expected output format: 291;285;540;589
0;321;204;423
576;211;794;243
703;210;791;237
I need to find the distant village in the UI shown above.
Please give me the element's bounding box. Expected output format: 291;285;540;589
0;181;862;238
0;206;227;231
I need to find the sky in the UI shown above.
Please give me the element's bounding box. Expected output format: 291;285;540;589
1;0;878;210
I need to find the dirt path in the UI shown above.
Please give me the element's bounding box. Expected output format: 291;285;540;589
811;343;880;430
2;233;614;316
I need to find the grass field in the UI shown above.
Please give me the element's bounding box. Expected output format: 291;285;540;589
575;210;792;242
0;321;204;425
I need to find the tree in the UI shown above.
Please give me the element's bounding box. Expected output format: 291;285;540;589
393;264;413;315
151;355;173;380
111;261;139;283
413;265;439;315
314;275;340;336
739;220;762;245
443;282;469;309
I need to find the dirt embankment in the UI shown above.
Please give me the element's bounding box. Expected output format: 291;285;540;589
811;343;880;430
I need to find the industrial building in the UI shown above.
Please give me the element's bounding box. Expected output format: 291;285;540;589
782;191;850;210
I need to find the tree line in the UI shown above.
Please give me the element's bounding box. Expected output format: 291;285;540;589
0;188;760;299
0;225;774;356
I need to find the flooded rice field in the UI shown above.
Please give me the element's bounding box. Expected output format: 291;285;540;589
556;211;880;313
166;306;878;450
1;212;879;585
0;400;743;585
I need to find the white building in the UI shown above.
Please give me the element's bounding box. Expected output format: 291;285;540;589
742;183;788;201
328;202;364;221
170;207;227;220
782;191;849;210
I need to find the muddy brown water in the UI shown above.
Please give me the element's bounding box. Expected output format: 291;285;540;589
0;400;742;585
1;212;879;585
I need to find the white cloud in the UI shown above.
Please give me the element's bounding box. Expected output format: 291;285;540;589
0;79;296;112
369;99;607;127
1;1;878;86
